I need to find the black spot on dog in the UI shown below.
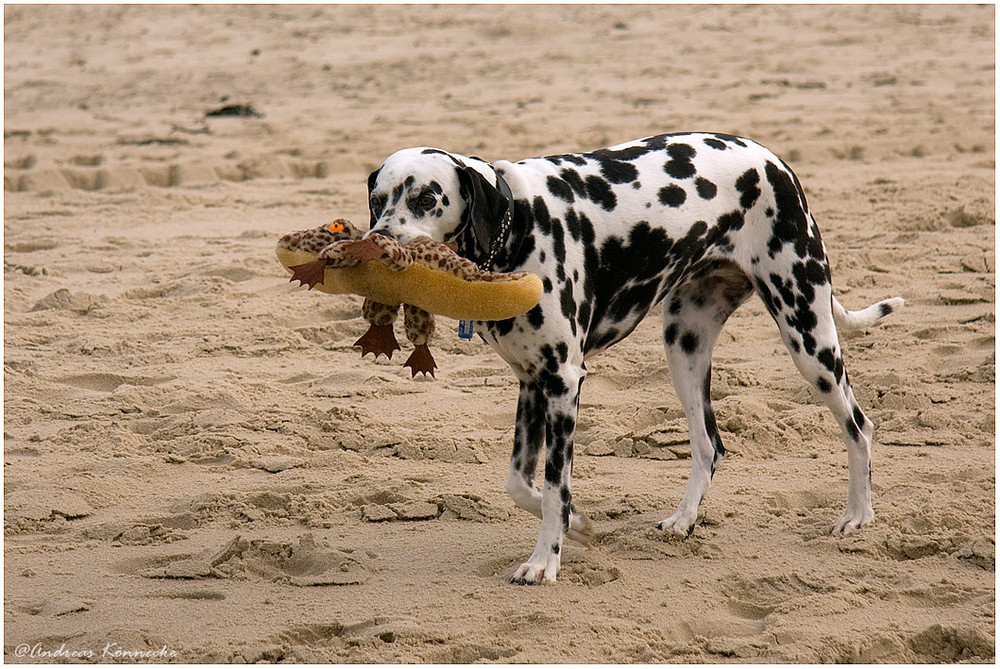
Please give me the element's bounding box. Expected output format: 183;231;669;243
879;302;894;316
804;259;829;285
754;278;780;317
532;196;553;235
585;175;617;211
643;134;671;150
853;406;866;432
560;280;577;324
735;168;761;210
545;153;588;167
845;417;860;442
817;377;833;393
527;304;545;329
709;133;748;148
770;273;796;308
695;177;717;199
704;137;728;150
793;296;818;333
544;446;565;485
565;208;583;242
420;148;465;167
702;373;725;463
817;347;837;373
579;211;595;246
765;161;811;257
664;143;697;179
551;219;567;266
546;175;575;203
491;317;515;337
716;210;745;233
797;332;814;356
658;184;687;207
540;344;560;373
592;145;651;162
669;220;707;261
561;169;588;199
680;331;699;354
599;159;639;184
664;322;679;345
576;300;592;333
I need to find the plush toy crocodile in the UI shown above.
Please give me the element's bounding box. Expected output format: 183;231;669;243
275;219;543;377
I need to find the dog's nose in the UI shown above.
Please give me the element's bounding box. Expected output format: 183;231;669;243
367;216;414;241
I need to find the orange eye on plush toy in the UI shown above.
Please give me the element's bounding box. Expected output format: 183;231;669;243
328;221;345;233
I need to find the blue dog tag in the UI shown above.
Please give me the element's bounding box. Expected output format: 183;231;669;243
458;320;475;340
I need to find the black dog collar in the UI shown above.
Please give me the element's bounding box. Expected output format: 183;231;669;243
480;169;514;271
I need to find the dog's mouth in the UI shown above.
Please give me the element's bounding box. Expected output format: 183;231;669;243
364;223;418;245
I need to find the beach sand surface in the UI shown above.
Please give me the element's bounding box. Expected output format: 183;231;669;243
4;5;994;663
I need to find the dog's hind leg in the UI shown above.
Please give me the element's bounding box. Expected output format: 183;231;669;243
762;279;877;532
657;262;753;538
752;251;899;534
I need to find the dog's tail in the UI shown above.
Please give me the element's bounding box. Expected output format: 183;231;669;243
832;296;905;333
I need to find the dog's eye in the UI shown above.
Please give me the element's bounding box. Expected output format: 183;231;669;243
417;193;437;209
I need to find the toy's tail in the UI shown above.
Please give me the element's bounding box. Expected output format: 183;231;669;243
832;296;905;333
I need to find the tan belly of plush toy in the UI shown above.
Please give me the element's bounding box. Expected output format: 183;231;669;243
275;219;543;377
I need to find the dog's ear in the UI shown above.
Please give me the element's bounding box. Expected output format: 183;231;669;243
367;167;382;229
456;166;509;260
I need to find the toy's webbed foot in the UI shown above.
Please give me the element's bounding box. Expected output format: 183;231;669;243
404;344;437;378
288;259;328;289
354;324;400;359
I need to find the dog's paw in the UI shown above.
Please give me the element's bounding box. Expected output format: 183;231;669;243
655;511;696;540
511;553;560;585
832;505;874;536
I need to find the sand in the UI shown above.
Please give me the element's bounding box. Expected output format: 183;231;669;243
3;4;994;663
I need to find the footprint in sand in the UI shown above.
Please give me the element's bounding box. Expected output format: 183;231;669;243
142;534;370;586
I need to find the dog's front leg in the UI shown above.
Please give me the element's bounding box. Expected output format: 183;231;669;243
510;364;585;585
506;382;593;547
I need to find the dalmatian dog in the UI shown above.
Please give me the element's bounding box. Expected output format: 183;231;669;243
365;132;903;585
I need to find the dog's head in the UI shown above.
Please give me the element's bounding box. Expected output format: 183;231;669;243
366;148;510;264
